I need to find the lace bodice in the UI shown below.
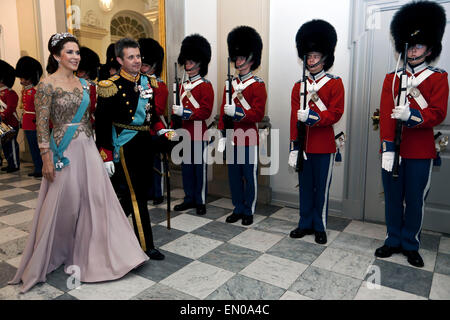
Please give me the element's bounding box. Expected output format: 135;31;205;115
35;82;93;147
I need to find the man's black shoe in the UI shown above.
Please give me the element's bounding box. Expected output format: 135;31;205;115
242;215;253;226
226;213;243;223
196;204;206;215
174;202;196;211
374;245;402;258
6;167;19;173
403;250;424;268
153;196;164;205
315;231;327;244
289;228;314;239
146;248;165;260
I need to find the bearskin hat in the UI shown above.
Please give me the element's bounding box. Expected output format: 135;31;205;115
296;19;337;71
78;47;100;80
106;43;121;71
227;25;263;71
138;38;164;77
15;56;43;86
177;34;211;77
391;1;446;62
0;60;16;88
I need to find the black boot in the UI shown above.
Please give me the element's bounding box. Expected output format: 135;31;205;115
174;202;196;211
314;231;327;244
374;245;402;258
403;250;424;268
289;228;314;239
226;213;243;223
196;204;206;215
242;215;253;226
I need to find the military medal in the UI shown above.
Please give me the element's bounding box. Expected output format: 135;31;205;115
134;82;139;92
311;92;319;102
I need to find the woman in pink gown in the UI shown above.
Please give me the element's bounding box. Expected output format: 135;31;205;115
9;33;148;293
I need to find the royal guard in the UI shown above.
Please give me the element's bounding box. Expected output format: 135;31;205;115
98;43;121;81
218;26;267;226
15;56;43;177
288;20;344;244
172;34;214;216
76;46;100;126
95;38;168;260
376;1;448;267
138;37;168;205
0;59;19;172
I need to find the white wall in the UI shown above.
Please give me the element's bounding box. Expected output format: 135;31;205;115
39;0;58;75
0;0;21;67
268;0;352;205
184;0;218;125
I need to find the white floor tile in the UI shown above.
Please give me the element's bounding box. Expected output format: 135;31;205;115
229;229;283;252
8;180;42;188
355;282;427;300
160;261;234;299
429;273;450;300
161;233;223;259
0;227;28;245
0;188;31;199
208;198;234;210
343;220;387;241
18;199;37;209
68;273;154;300
159;213;211;232
0;209;34;226
240;254;308;289
280;291;313;300
0;283;63;300
270;207;299;223
6;255;23;268
382;248;437;272
439;237;450;255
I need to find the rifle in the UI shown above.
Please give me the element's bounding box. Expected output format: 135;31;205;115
223;57;234;134
392;43;408;178
171;62;182;129
162;151;171;230
296;56;307;172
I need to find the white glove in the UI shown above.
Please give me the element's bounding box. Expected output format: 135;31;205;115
224;104;236;117
288;151;298;168
157;129;177;140
104;161;115;177
172;104;183;116
391;102;411;121
297;108;310;122
218;137;227;152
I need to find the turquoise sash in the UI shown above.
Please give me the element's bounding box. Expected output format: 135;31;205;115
50;78;90;171
112;75;149;162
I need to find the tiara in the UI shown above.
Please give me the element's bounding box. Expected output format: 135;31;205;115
51;33;76;48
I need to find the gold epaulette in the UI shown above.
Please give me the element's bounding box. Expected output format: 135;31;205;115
97;76;119;98
150;77;158;88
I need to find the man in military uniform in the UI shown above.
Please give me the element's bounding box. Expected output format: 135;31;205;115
172;34;214;216
376;1;448;268
218;26;267;226
0;60;19;173
95;38;166;260
288;20;344;245
15;56;43;177
138;37;168;205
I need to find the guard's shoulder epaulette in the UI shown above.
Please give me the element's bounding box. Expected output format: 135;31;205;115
97;78;118;98
326;73;340;80
201;77;210;84
427;66;446;73
253;76;264;83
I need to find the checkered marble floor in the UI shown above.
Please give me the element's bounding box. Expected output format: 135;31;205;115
1;162;450;300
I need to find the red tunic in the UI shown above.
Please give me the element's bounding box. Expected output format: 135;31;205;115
0;87;19;128
290;73;345;153
218;74;267;146
179;76;214;141
379;65;449;159
149;77;168;135
21;86;37;130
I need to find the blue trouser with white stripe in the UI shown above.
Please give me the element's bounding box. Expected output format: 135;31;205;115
3;128;20;170
182;140;207;205
298;153;334;232
25;130;42;174
382;158;433;251
152;153;163;198
228;145;258;216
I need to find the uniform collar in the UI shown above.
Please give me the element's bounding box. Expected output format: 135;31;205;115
23;84;33;91
239;72;253;82
308;70;326;81
120;69;140;83
188;74;201;83
407;62;427;75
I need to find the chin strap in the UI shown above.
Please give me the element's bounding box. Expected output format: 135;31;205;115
307;55;327;69
235;53;254;70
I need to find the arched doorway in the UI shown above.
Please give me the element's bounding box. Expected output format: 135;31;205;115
110;10;153;42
